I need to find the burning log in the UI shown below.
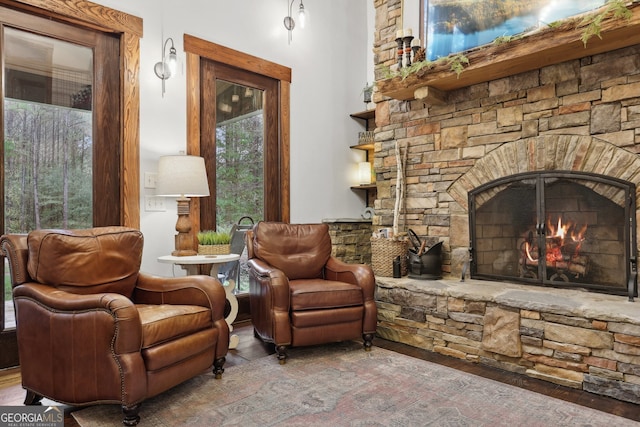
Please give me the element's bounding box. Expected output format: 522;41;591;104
521;227;590;280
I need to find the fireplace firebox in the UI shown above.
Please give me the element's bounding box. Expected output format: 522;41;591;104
469;172;638;300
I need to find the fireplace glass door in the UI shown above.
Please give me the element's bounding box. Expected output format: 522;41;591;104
469;172;637;298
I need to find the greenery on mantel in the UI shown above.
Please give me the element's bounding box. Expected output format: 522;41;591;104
579;0;633;46
381;0;635;83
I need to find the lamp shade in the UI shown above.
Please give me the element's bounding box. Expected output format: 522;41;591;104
156;155;210;197
358;162;372;185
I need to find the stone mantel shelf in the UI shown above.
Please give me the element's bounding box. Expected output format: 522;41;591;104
376;276;640;324
377;3;640;103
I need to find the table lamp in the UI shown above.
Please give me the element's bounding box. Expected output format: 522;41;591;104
156;154;210;256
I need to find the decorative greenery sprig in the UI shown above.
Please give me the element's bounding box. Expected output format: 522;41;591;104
579;0;632;46
381;51;471;81
442;54;470;78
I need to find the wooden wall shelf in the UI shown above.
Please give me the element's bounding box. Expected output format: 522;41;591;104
377;3;640;103
350;184;377;191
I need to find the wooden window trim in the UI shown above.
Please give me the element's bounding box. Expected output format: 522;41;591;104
184;34;291;235
1;0;142;228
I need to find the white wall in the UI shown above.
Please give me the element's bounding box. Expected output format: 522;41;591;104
91;0;372;274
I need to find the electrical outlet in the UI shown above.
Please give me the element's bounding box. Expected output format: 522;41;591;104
144;172;158;189
145;196;166;211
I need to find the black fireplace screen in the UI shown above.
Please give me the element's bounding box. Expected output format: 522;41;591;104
469;172;638;299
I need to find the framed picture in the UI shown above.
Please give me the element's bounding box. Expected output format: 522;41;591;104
422;0;607;61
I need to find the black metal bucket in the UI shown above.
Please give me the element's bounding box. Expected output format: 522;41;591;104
408;241;443;280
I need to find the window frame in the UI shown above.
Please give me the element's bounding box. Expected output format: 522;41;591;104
184;34;291;235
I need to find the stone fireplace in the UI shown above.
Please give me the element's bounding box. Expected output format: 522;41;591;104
465;146;637;299
370;0;640;405
447;134;640;298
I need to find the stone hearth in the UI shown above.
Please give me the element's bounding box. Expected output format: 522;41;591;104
375;277;640;404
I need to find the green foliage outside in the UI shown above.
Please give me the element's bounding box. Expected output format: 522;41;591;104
215;113;264;230
4;100;93;233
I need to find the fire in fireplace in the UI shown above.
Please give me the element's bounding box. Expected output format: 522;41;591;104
469;172;638;300
521;216;589;282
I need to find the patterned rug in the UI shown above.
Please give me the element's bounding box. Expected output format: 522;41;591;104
72;342;637;426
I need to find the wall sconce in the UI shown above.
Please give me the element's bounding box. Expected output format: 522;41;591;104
284;0;307;44
156;154;210;256
358;162;373;185
154;37;177;97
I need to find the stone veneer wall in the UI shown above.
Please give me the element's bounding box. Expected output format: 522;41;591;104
372;0;640;276
324;220;373;264
371;0;640;405
376;277;640;404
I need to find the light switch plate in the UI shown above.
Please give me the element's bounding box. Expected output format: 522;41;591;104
144;172;158;189
144;196;166;211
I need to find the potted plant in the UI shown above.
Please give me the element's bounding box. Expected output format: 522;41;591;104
197;229;231;255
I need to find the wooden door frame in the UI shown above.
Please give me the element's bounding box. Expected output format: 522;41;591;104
184;34;291;236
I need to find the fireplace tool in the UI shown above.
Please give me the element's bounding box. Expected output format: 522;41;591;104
407;229;443;280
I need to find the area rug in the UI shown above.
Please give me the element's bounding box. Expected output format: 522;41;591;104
72;342;637;426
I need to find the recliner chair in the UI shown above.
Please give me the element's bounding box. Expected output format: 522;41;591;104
246;222;377;363
0;227;229;426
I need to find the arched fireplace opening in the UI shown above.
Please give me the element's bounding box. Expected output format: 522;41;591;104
469;171;637;300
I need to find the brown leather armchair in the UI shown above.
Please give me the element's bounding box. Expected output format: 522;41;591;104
246;222;377;363
0;227;229;426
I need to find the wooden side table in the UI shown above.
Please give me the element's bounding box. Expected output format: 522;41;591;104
157;254;241;349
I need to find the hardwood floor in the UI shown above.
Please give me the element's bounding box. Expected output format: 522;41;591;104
1;322;638;426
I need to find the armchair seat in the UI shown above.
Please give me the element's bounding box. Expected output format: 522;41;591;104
290;279;364;310
137;304;212;347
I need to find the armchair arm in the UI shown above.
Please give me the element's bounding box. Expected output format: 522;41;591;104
14;283;142;354
324;257;378;334
134;273;227;321
13;283;147;406
247;258;292;345
133;273;230;359
325;257;375;299
0;234;30;286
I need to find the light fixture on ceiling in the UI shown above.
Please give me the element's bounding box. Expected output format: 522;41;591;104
284;0;307;44
156;154;210;256
154;37;177;97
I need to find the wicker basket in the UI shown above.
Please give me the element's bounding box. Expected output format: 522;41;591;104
370;237;408;277
198;244;230;255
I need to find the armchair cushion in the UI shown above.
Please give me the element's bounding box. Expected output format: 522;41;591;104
252;222;331;280
289;279;364;311
26;227;142;297
137;304;212;348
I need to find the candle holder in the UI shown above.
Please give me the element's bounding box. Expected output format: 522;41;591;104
396;37;404;69
412;45;420;63
403;35;414;67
